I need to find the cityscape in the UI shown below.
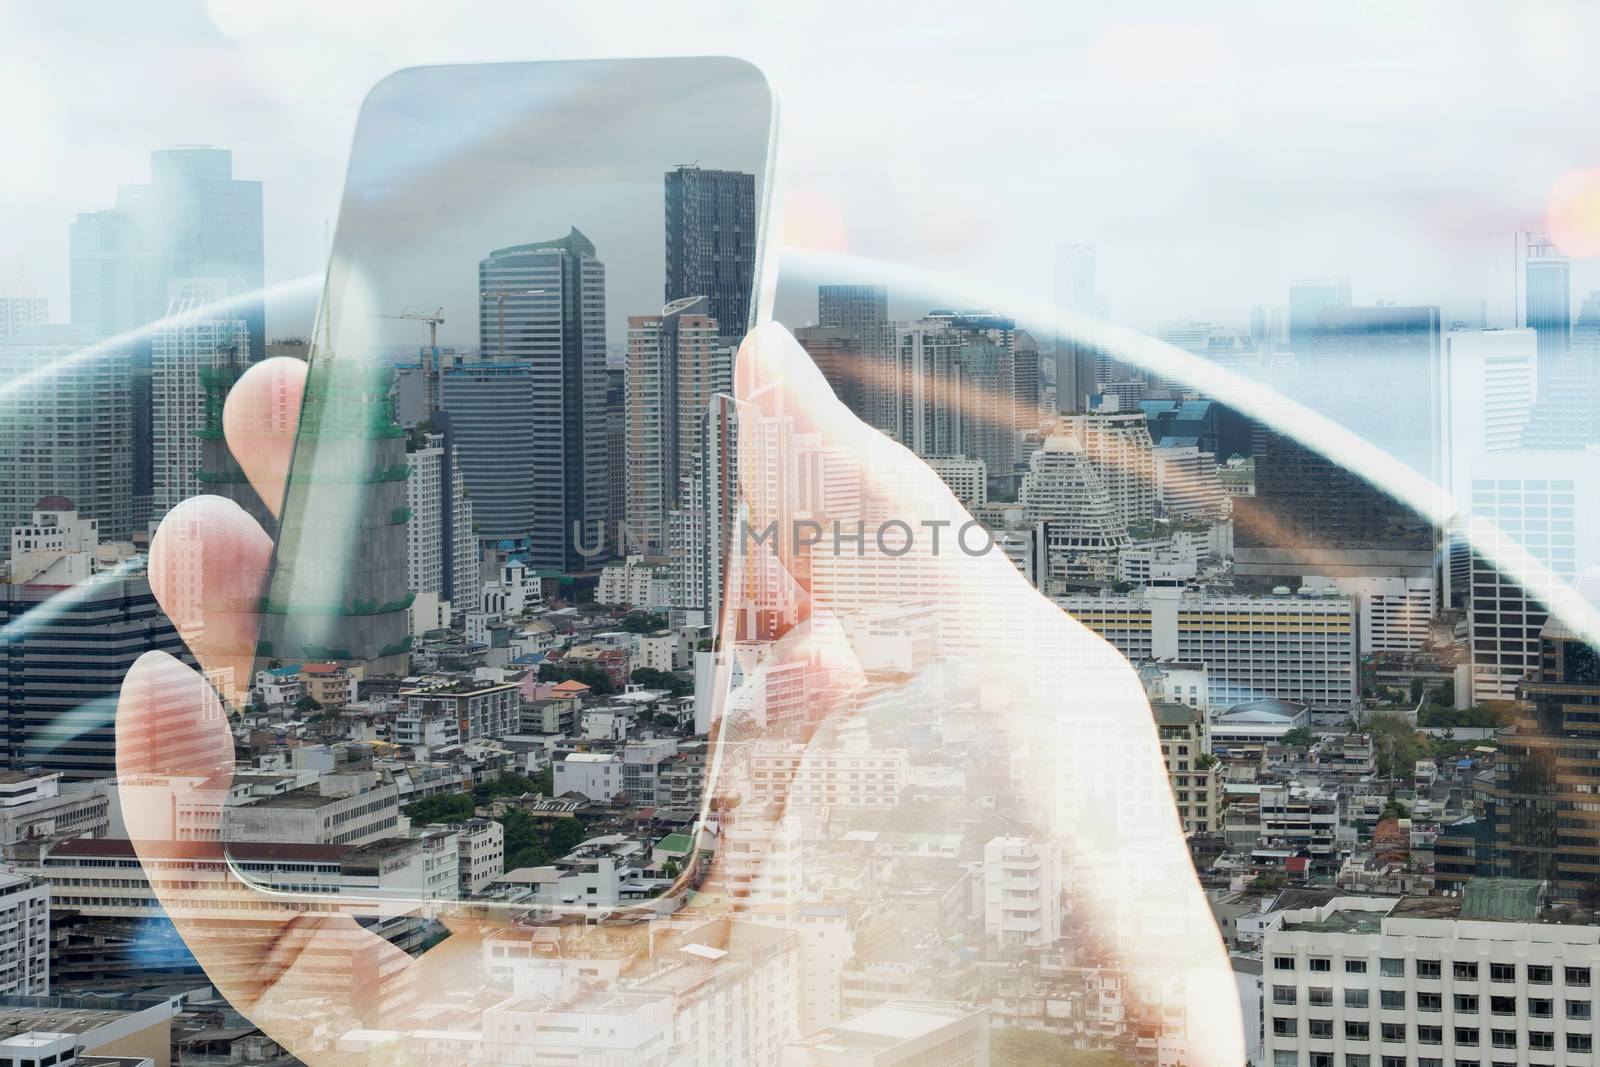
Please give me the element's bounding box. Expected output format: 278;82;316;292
3;43;1600;1067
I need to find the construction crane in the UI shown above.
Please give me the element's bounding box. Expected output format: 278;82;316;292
481;289;546;360
375;306;445;350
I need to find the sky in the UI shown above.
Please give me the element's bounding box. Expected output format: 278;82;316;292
4;1;1600;340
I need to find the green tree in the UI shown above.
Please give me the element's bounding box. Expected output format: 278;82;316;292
619;610;668;633
404;792;475;824
473;770;554;805
1409;678;1426;705
295;694;324;714
629;667;690;697
1282;726;1319;749
538;661;615;695
1368;711;1424;781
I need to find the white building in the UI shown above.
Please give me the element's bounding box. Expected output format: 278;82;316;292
0;873;49;995
598;555;671;608
746;732;909;811
0;770;109;845
223;777;401;846
7;501;100;585
983;836;1061;948
150;290;248;521
554;751;623;802
1058;586;1359;710
399;681;519;743
1019;436;1129;589
1153;444;1226;520
928;457;988;507
453;816;505;896
1306;573;1434;654
1264;882;1600;1067
1062;410;1156;530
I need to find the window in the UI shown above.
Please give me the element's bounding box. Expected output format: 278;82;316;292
1568;966;1592;987
1528;1031;1554;1052
1310;987;1334;1007
1528;964;1553;984
1382;1022;1407;1042
1274;986;1298;1006
1380;990;1406;1010
1455;1027;1480;1046
1275;955;1296;971
1274;1053;1298;1067
1346;1021;1370;1041
1418;1060;1443;1067
1346;1057;1370;1067
1347;959;1368;974
1456;994;1478;1013
1489;996;1516;1015
1311;1056;1333;1067
1491;1030;1517;1049
1570;1034;1594;1053
1275;1017;1299;1038
1419;991;1442;1012
1419;1025;1443;1045
1529;997;1553;1018
1418;959;1442;979
1310;957;1332;973
1489;963;1516;983
1381;1059;1405;1067
1346;988;1369;1009
1310;1019;1334;1040
1569;999;1592;1020
1380;958;1405;977
1455;962;1479;981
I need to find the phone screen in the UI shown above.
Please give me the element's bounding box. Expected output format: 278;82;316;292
220;58;775;909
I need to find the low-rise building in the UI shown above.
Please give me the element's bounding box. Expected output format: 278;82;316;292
399;680;519;743
0;873;48;994
1152;702;1219;835
0;771;109;845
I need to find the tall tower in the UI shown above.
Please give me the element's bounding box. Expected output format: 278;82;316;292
151;286;249;522
1525;232;1571;374
817;284;891;431
1052;243;1101;414
0;327;134;545
891;319;966;460
259;358;412;676
625;296;726;557
467;228;608;576
1286;277;1351;356
664;166;757;339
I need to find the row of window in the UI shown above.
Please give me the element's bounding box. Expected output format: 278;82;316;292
1279;1054;1578;1067
1273;1016;1593;1051
1274;956;1592;986
1274;985;1594;1018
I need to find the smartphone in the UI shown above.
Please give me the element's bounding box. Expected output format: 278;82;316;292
221;57;776;914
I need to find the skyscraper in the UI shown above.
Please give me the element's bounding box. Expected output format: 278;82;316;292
664;166;757;338
0;326;134;545
150;287;248;522
890;319;966;460
1525;232;1571;372
69;147;265;524
625;296;728;558
1052;243;1100;414
1286;277;1350;355
0;260;47;344
465;228;608;576
817;284;891;430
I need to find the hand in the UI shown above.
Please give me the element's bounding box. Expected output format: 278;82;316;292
117;325;1242;1065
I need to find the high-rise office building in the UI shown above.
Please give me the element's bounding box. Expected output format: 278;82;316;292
794;325;863;416
1285;277;1350;355
1491;606;1600;898
466;228;608;576
405;425;475;607
664;166;757;338
0;261;47;344
0;326;134;546
1525;232;1571;372
150;287;248;522
626;296;728;556
70;147;265;356
1052;243;1101;414
1523;289;1600;452
889;319;966;460
441;364;539;548
817;284;892;430
70;147;265;523
1062;410;1157;531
